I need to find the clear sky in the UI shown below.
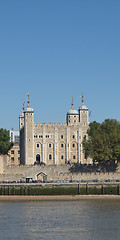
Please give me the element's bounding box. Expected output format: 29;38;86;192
0;0;120;130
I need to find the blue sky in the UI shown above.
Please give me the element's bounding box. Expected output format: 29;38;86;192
0;0;120;130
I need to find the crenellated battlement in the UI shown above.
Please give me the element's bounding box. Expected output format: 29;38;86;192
34;122;67;128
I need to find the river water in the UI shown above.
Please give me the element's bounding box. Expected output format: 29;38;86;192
0;199;120;240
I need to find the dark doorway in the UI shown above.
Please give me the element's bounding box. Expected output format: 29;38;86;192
36;154;40;163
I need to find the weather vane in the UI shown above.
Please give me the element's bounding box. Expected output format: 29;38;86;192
27;92;30;106
71;96;74;107
80;91;84;103
23;100;25;110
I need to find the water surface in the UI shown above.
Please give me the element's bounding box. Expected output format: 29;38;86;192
0;199;120;240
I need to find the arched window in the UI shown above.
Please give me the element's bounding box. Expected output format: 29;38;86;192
49;154;52;160
73;143;75;148
37;143;39;148
61;155;64;159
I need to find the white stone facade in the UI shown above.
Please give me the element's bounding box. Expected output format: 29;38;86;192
19;94;92;166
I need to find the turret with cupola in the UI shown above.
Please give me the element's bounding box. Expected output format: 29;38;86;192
66;97;79;125
19;93;34;165
78;92;88;125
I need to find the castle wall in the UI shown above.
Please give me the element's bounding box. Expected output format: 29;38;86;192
32;122;90;165
0;155;9;174
1;164;120;182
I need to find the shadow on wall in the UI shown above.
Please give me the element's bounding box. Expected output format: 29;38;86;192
69;163;118;173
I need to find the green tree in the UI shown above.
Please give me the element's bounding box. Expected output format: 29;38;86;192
83;119;120;164
0;128;12;154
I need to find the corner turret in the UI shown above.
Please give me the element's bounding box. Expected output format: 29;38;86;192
78;92;88;124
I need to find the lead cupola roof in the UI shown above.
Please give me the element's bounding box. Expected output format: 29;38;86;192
79;92;88;110
67;97;78;115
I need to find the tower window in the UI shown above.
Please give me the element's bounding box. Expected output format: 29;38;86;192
49;143;51;148
73;155;76;159
11;150;14;154
73;143;75;148
49;154;52;160
73;135;75;139
61;144;63;148
37;143;39;148
61;155;64;159
74;120;76;123
69;120;70;123
74;116;76;118
61;135;63;139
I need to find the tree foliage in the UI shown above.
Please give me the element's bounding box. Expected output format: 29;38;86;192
0;128;12;154
83;119;120;164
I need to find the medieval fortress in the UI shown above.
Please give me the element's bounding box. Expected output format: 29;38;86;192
19;93;92;166
1;93;119;182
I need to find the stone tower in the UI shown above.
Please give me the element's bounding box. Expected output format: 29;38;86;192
19;101;25;165
24;93;34;165
20;93;34;165
78;93;88;125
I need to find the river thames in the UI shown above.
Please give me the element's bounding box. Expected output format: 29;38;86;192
0;199;120;240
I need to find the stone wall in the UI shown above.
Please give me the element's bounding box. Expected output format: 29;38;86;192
0;154;120;182
0;162;120;182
